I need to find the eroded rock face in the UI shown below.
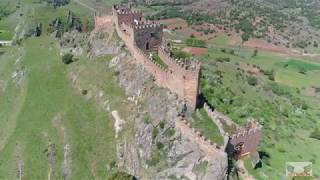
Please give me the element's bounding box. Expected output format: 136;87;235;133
109;51;228;180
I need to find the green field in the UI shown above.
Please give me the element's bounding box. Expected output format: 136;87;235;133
200;37;320;178
0;35;128;179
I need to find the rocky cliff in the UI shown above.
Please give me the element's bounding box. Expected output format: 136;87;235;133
62;30;228;179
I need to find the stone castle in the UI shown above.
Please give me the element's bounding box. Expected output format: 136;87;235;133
95;4;261;162
95;4;200;109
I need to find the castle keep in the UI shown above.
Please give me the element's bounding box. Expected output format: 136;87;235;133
96;5;201;109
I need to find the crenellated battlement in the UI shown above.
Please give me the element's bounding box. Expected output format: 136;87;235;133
176;118;225;152
229;120;262;159
158;46;201;72
96;4;200;109
231;121;262;139
132;23;163;30
113;4;141;16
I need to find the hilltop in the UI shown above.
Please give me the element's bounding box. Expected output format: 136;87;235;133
0;0;320;179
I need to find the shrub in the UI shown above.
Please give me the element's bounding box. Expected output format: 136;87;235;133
165;128;175;137
152;128;159;140
171;50;191;59
299;67;307;74
294;41;308;49
216;57;230;63
108;171;136;180
62;53;74;64
252;49;258;57
143;117;150;124
147;151;161;166
159;121;165;129
262;69;275;81
310;128;320;140
156;142;164;149
267;83;290;96
247;76;258;86
186;38;206;47
278;147;286;153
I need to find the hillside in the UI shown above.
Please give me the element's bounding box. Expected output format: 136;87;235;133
1;0;320;179
143;0;320;50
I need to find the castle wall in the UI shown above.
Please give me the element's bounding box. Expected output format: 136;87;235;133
158;47;200;108
230;121;262;158
112;5;142;26
133;24;163;51
102;6;200;109
114;17;168;87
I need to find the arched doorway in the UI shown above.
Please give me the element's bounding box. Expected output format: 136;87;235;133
146;42;150;50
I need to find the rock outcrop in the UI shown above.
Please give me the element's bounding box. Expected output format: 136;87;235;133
109;48;228;179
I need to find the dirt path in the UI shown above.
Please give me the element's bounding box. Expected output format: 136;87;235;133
72;0;95;12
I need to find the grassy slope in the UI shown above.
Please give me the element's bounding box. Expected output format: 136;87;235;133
0;36;122;179
0;0;134;179
191;109;224;145
199;38;320;178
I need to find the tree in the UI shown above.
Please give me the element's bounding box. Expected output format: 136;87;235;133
62;53;73;64
252;48;258;57
247;76;258;86
108;171;136;180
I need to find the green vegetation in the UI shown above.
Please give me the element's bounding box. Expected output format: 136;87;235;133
62;53;74;64
192;161;208;174
0;0;128;178
247;75;258;86
0;36;126;179
171;50;191;59
186;38;206;48
310;128;320;140
44;0;70;7
191;109;224;145
151;53;168;68
200;44;320;178
108;171;136;180
235;19;254;41
278;59;320;72
0;29;13;40
147;150;162;166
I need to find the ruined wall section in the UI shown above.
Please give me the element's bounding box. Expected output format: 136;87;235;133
230;121;262;158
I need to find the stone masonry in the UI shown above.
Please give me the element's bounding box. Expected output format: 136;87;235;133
230;121;262;159
94;4;262;163
94;4;200;109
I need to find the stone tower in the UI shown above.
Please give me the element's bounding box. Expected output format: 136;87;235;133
229;121;262;159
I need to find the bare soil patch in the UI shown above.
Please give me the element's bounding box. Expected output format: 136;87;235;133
159;18;188;30
183;47;208;56
244;38;299;55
